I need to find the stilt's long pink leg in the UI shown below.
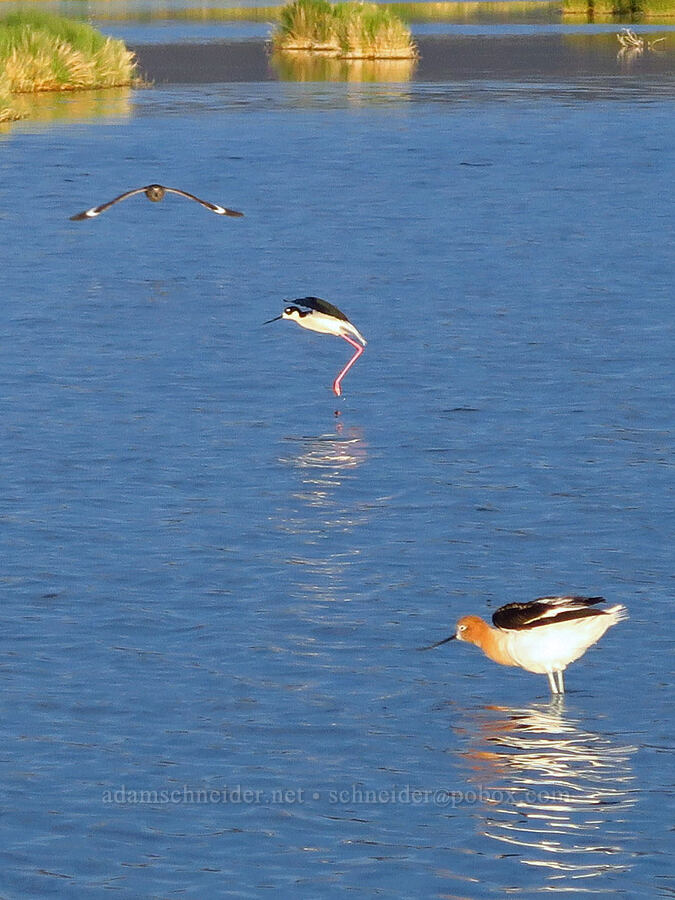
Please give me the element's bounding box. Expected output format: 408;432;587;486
333;335;364;397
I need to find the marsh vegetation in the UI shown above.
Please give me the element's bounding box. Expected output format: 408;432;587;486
69;0;675;24
0;11;136;121
273;0;417;58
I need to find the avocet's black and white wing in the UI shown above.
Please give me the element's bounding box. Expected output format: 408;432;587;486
162;187;244;217
70;187;150;220
492;596;608;631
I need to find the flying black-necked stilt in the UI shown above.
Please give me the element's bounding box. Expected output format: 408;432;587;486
70;184;244;220
264;296;367;397
420;595;627;694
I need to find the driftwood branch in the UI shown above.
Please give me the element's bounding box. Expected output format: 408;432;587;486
617;28;666;54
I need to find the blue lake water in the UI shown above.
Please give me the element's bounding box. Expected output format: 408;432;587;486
0;34;673;898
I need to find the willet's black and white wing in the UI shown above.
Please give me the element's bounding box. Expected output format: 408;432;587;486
70;184;244;220
162;187;244;217
70;187;150;220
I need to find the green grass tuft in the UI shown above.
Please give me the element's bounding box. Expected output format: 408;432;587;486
0;68;18;121
277;0;339;47
274;0;417;57
0;10;110;56
0;10;137;105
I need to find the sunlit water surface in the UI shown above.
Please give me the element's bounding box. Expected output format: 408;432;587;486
0;51;673;899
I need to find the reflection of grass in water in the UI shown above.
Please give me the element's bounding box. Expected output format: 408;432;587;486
272;48;416;78
273;0;417;58
0;11;137;120
1;86;132;131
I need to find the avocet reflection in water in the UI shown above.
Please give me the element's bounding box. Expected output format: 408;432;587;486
455;702;638;885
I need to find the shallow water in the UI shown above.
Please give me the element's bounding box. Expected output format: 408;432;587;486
1;32;673;899
130;33;675;84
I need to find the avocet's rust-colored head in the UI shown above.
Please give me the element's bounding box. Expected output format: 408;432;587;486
418;614;489;651
454;615;489;645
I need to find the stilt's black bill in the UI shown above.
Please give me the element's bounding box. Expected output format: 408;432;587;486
417;634;456;651
263;315;283;325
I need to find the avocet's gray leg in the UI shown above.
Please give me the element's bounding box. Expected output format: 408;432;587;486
547;672;559;694
556;670;565;694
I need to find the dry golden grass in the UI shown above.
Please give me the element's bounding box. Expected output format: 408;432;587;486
0;12;136;101
0;69;18;121
274;0;417;58
3;30;136;93
336;4;417;57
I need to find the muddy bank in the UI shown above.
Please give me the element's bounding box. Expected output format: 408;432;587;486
132;34;673;82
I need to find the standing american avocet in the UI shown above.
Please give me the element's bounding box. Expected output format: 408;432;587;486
70;184;244;220
264;296;367;397
420;596;627;694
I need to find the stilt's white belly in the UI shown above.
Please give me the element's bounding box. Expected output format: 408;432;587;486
301;315;344;337
298;314;366;345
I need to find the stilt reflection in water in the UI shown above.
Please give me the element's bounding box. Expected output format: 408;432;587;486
277;426;368;510
455;701;637;887
276;427;370;608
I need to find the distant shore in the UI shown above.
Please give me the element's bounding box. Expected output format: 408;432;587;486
562;0;675;15
26;1;675;23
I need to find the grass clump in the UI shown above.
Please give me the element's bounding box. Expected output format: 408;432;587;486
274;0;417;58
276;0;340;49
0;10;136;96
333;2;416;56
0;69;17;121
